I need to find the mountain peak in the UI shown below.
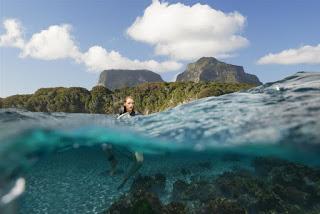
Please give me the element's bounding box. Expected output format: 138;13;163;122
196;57;219;63
97;69;164;90
176;57;262;85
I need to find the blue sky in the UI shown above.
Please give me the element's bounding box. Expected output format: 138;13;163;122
1;0;319;98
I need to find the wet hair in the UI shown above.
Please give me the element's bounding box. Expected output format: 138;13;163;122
123;96;134;104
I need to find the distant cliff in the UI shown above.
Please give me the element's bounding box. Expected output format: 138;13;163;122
176;57;262;85
0;82;255;114
98;69;164;90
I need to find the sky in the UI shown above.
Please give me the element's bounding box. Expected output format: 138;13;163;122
1;0;319;98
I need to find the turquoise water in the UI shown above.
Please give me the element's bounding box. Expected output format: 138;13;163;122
0;72;320;213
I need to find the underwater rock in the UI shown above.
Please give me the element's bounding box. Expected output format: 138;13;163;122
172;179;219;202
215;169;263;198
171;180;189;201
108;158;320;213
273;184;310;207
107;190;163;214
252;156;320;179
214;169;287;213
130;173;166;195
180;168;192;176
163;202;188;214
252;156;320;209
199;197;246;214
253;156;299;176
197;161;212;169
273;163;319;189
105;158;320;213
107;191;189;214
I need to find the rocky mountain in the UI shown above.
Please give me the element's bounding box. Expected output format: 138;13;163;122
98;69;164;90
176;57;262;85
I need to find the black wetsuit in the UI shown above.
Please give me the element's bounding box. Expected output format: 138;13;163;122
118;106;140;116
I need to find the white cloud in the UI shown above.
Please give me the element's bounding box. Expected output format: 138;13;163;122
127;0;249;61
0;18;182;73
0;19;25;48
81;45;182;72
21;24;81;60
257;44;320;65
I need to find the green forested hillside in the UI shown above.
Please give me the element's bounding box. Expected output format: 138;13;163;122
1;81;255;114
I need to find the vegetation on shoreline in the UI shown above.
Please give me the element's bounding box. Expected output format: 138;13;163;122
0;81;255;114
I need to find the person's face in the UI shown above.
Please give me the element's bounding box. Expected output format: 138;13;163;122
124;98;134;112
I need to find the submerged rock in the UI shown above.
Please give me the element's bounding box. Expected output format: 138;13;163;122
180;168;192;176
107;160;320;214
163;202;188;214
199;198;246;214
197;161;212;169
215;169;286;213
107;190;188;214
252;156;320;210
130;173;166;195
172;179;218;202
107;190;163;214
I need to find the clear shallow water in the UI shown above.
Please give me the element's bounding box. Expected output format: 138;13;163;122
0;71;320;213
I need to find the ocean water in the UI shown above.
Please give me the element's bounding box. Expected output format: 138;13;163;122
0;71;320;213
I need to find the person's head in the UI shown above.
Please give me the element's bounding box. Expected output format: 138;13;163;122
123;96;134;113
